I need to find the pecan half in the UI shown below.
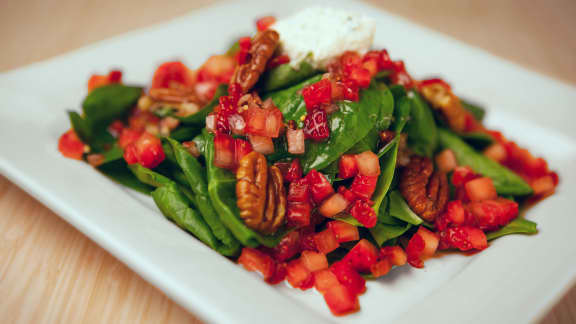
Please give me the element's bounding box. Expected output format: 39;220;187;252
231;29;279;93
420;83;469;133
236;151;286;234
399;156;449;222
149;87;200;104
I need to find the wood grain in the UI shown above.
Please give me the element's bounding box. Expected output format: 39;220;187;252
0;1;575;323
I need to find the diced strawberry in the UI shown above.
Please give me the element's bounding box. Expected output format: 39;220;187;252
286;202;312;229
87;74;110;92
370;259;392;278
465;177;497;202
469;198;518;231
256;16;276;31
314;229;339;254
285;158;302;182
302;79;332;110
319;193;349;218
151;61;192;89
265;108;283;138
531;175;556;197
406;227;439;268
344;239;379;273
248;134;274;155
338;186;358;204
266;262;287;285
238;247;275;281
328;220;360;243
362;59;379;76
350;199;377;228
234;138;253;165
213;133;236;170
286;259;313;290
339;154;358;179
287;178;310;203
268;54;291;69
380;246;407;266
299;226;318;252
484;143;507;163
436;200;467;231
128;109;160;132
134;132;165;169
303;108;330;142
348;67;372;88
323;284;360;316
108;70;122;83
123;144;138;164
440;226;488;251
244;107;268;136
235;37;252;65
306;169;335;204
300;251;329;272
349;175;378;199
436;149;458;173
286;128;305;154
330;260;366;295
271;231;301;262
314;269;340;294
108;120;125;136
355;151;380;176
58;129;85;160
196;55;235;84
342;80;359;101
452;166;479;187
340;51;362;74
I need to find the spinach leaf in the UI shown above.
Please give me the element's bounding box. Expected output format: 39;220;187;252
98;160;154;194
406;91;438;157
461;99;486;121
152;183;220;251
370;223;412;246
82;84;143;131
68;111;115;152
438;128;533;196
486;218;538;241
128;164;173;187
259;61;318;92
266;74;322;123
300;82;394;172
388;190;423;225
193;133;207;156
68;111;92;143
460;131;494;150
205;132;285;247
176;85;227;126
170;126;201;141
337;216;363;227
166;138;240;256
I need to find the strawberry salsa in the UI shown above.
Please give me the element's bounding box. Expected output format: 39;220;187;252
59;10;558;316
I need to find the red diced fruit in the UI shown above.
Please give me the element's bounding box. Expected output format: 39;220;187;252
380;246;407;266
244;107;268;136
288;178;310;203
338;186;358;204
265;108;283;138
319;193;349;218
268;54;291;69
440;226;488;251
228;114;246;135
234;138;253;165
484;143;507;163
256;16;276;31
238;247;275;281
197;55;235;84
286;128;305;154
339;154;358;179
213;134;236;170
349;175;378;199
465;177;497;202
436;149;458;173
306;169;335;204
287;202;312;228
128;132;165;169
123;144;138;164
452;166;478;187
58;129;85;160
314;269;340;294
440;200;467;229
345;239;379;273
302;79;332;110
248;134;274;155
328;220;360;243
314;229;339;254
323;284;360;316
406;227;439;268
271;231;301;261
469;198;518;231
370;259;392;278
151;61;192;89
299;227;318;251
348;67;372;88
266;262;287;285
350;199;377;228
300;251;329;272
285;158;302;182
286;259;313;290
330;260;366;295
531;175;556;197
303;109;330;142
355;151;380;176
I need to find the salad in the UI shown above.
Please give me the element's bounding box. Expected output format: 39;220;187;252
57;8;559;316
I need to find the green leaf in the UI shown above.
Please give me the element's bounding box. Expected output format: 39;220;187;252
337;215;363;227
372;142;398;215
193;133;207;156
128;164;173;188
370;223;412;246
97;160;154;194
82;84;143;131
438;128;533;196
68;111;92;143
406;91;438;157
259;61;319;92
486;218;538;241
461;99;486;121
170;126;201;141
388;190;423;225
300;82;395;172
460;131;494;150
176;85;227;126
166;138;240;256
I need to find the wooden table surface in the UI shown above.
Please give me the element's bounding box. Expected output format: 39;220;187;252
1;0;575;323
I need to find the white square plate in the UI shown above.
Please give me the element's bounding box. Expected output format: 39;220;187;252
1;0;576;323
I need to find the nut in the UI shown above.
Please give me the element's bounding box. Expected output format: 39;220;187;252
149;87;200;104
399;156;449;222
420;83;468;133
236;151;286;234
231;29;279;93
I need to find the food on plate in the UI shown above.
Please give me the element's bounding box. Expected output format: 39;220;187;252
58;7;559;316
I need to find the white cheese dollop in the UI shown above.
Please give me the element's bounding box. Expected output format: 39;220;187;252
271;7;376;69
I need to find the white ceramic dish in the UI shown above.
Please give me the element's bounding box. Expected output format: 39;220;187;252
1;0;575;323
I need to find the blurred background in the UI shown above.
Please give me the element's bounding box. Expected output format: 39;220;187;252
1;0;575;323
